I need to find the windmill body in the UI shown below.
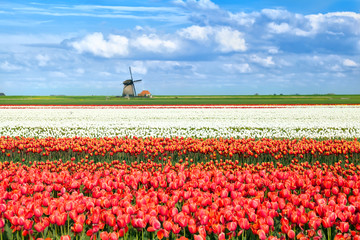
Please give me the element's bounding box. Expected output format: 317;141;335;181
122;81;136;96
122;67;142;97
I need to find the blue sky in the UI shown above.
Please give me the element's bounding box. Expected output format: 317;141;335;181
0;0;359;95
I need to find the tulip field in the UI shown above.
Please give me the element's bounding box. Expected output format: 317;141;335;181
1;105;360;240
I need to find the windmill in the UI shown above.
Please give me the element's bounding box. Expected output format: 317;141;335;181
122;67;142;97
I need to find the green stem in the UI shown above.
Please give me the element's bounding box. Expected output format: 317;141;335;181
328;227;331;240
67;214;70;235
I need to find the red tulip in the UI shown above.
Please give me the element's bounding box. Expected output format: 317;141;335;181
194;235;205;240
227;221;237;231
24;219;33;230
257;229;266;240
0;218;5;228
100;232;109;240
188;224;197;234
34;207;43;218
218;232;225;240
109;232;118;240
0;204;6;213
339;222;349;233
172;224;181;234
239;218;250;230
163;221;172;232
151;219;161;230
34;222;45;232
72;222;83;233
287;230;295;239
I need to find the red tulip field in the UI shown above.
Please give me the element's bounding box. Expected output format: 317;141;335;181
0;105;360;240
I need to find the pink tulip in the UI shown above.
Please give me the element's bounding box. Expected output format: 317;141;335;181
60;235;71;240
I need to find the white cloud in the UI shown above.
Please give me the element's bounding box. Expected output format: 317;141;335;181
215;27;246;52
224;63;252;73
178;25;213;41
179;25;247;53
305;12;360;36
0;61;22;71
132;34;178;53
250;55;275;67
268;22;290;34
135;26;144;31
262;11;360;37
261;9;291;20
36;54;50;67
268;47;279;54
229;12;257;27
71;32;129;58
343;59;358;67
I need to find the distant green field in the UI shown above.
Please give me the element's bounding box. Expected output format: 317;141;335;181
0;95;360;105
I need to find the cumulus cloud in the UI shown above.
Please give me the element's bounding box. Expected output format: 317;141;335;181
178;25;213;41
229;12;257;27
267;22;291;34
71;32;129;58
343;59;358;67
214;27;247;52
250;55;275;67
261;9;292;20
179;25;246;53
263;10;360;37
132;34;178;53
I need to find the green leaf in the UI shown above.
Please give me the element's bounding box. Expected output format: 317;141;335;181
4;223;14;240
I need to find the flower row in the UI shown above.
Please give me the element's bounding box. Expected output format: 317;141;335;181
1;106;359;139
1;160;360;240
1;137;359;165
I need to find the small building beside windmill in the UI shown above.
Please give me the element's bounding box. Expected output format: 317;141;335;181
138;90;152;97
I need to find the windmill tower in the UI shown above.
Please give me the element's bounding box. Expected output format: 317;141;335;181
122;67;142;97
